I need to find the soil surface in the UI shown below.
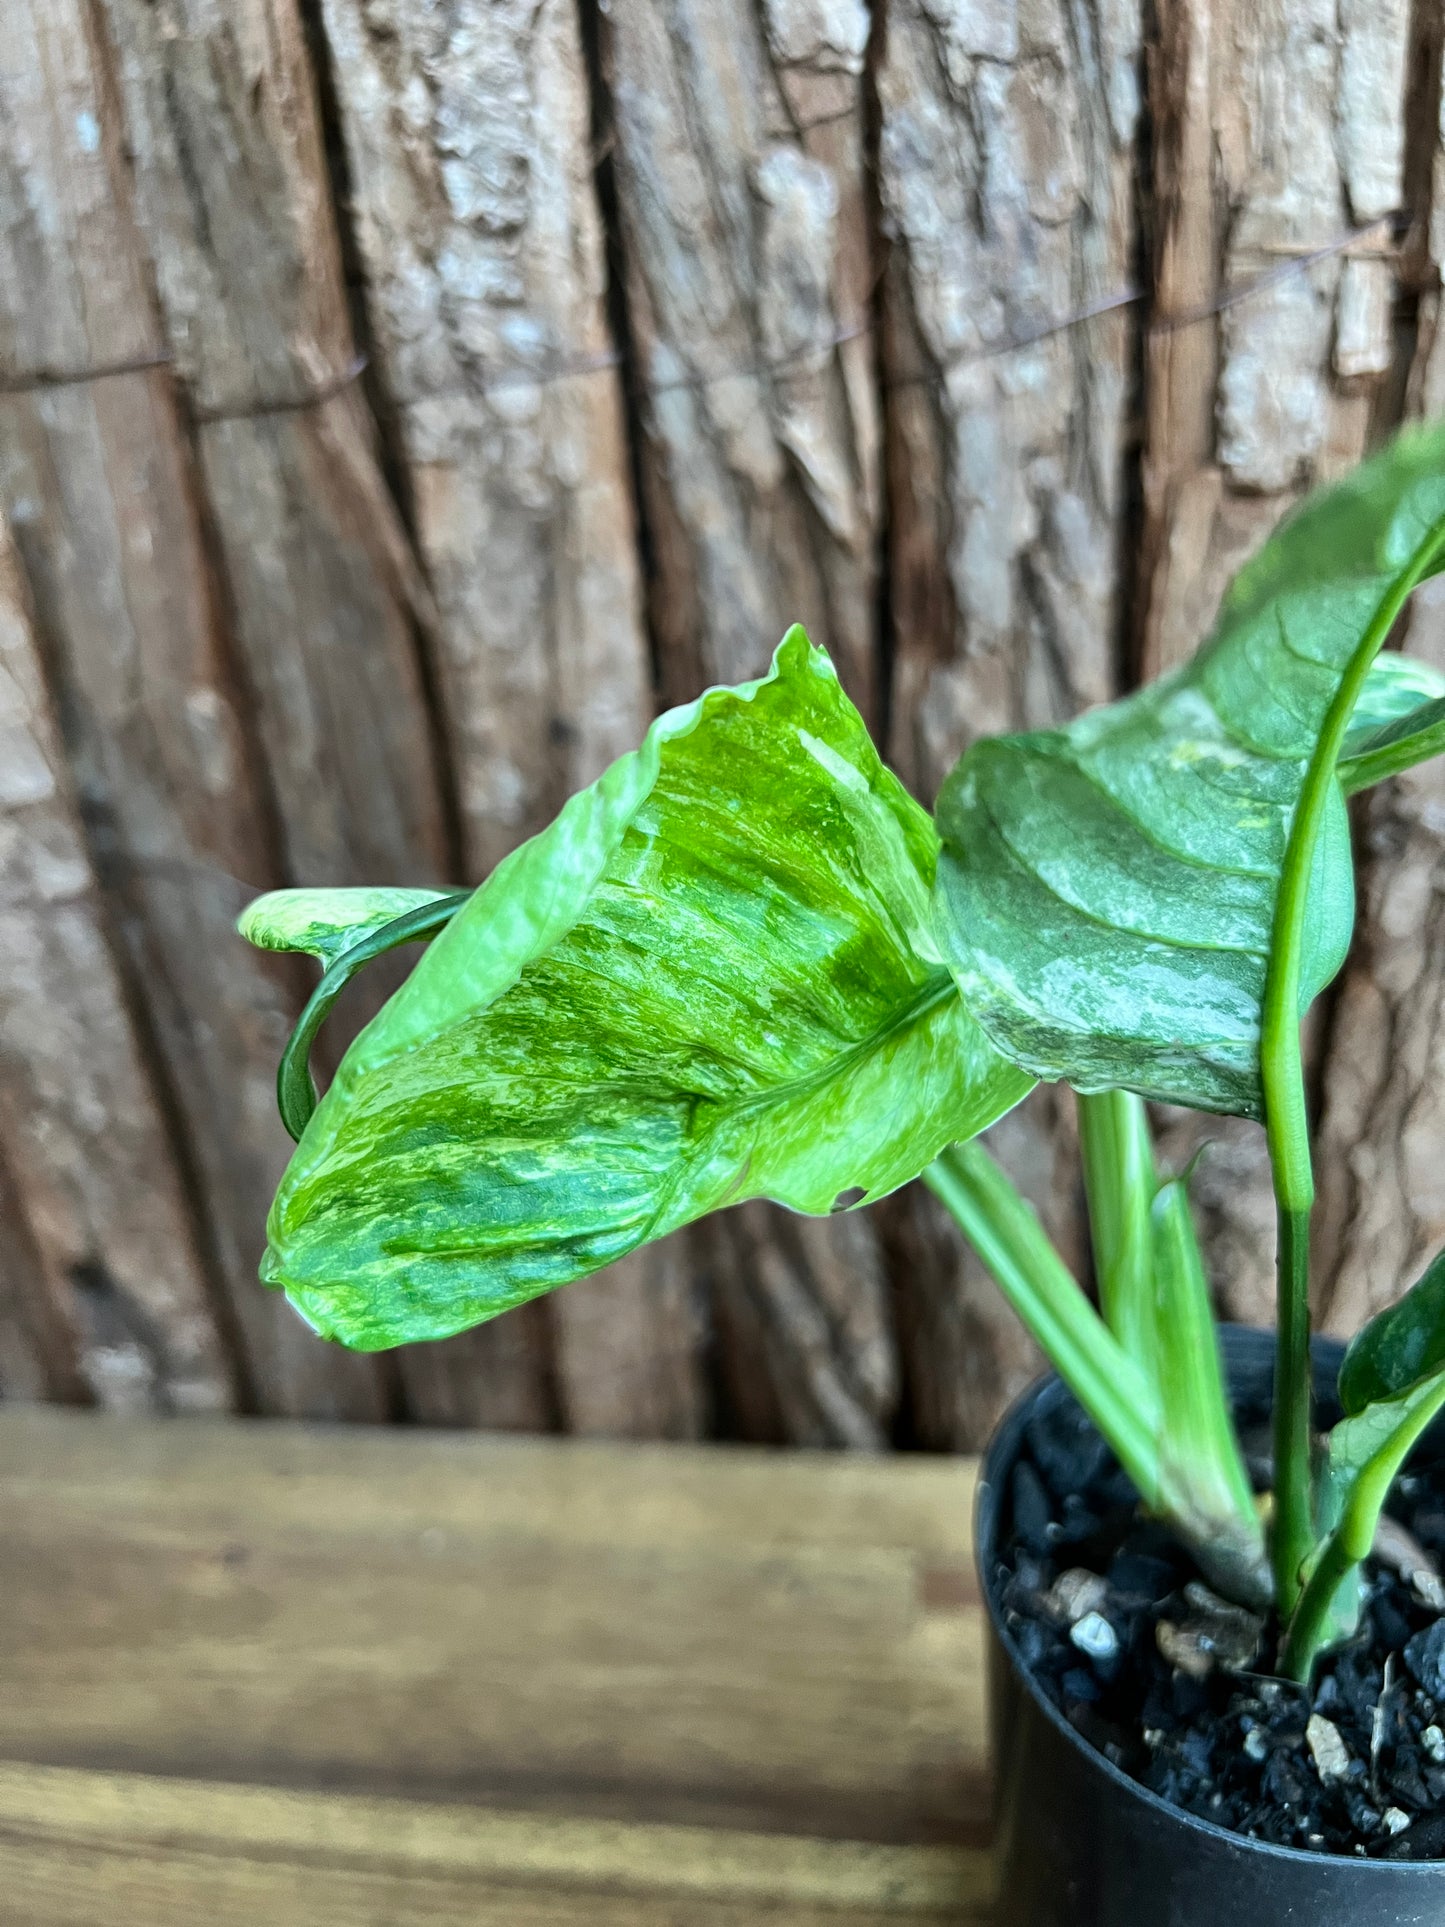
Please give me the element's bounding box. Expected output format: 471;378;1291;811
995;1393;1445;1858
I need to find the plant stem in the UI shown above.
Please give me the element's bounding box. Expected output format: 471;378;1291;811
1079;1096;1269;1603
278;892;472;1139
1271;1203;1314;1615
1260;513;1445;1613
1280;1532;1357;1684
924;1142;1162;1508
928;1140;1272;1606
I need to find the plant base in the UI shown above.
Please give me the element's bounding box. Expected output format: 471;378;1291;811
979;1326;1445;1924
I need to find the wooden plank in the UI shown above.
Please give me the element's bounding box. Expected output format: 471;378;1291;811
875;0;1142;1445
316;0;701;1433
0;1409;991;1920
599;0;881;717
0;0;384;1418
0;519;230;1412
0;1763;990;1926
0;1409;986;1849
1138;0;1420;1322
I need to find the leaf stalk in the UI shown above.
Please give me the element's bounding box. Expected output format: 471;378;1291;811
924;1142;1162;1507
1261;512;1445;1615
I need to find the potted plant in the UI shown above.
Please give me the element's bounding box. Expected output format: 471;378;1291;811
243;426;1445;1922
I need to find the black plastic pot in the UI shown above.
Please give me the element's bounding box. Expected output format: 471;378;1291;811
978;1325;1445;1925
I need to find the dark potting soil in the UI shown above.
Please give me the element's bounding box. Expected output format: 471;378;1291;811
995;1394;1445;1860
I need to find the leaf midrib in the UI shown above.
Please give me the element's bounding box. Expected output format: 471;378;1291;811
639;969;962;1239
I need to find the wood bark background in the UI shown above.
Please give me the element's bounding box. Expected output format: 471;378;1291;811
1;0;1443;1444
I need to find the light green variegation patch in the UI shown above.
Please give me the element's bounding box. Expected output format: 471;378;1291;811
1338;650;1445;794
934;425;1445;1118
250;628;1032;1349
240;889;459;968
1344;649;1445;746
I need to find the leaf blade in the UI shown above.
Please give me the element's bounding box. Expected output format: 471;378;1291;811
1339;1247;1445;1415
934;426;1445;1115
258;629;1033;1348
1338;652;1445;794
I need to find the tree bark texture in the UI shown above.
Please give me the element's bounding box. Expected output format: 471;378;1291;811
598;0;882;718
1138;0;1424;1328
3;0;1445;1444
0;520;230;1411
315;0;705;1434
1316;20;1445;1340
592;0;893;1441
874;0;1142;1446
0;0;392;1418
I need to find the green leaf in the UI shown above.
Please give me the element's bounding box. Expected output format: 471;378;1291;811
1285;1241;1445;1675
1328;1373;1445;1484
1339;1247;1445;1414
934;424;1445;1118
1285;1361;1445;1677
1338;650;1445;794
256;628;1034;1349
926;1137;1269;1607
1345;650;1445;753
239;888;460;968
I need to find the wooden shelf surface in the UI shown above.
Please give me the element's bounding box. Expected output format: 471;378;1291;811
0;1408;993;1923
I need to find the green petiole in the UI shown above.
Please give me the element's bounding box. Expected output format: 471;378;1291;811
277;891;472;1140
924;1140;1163;1508
1260;512;1445;1616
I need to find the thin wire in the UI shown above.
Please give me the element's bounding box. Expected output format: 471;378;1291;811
1;213;1406;903
0;211;1403;421
190;353;370;424
0;349;173;396
1150;212;1403;335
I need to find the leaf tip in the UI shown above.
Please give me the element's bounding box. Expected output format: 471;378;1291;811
237;891;283;948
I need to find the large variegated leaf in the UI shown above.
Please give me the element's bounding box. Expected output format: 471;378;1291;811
934;425;1445;1117
248;628;1032;1348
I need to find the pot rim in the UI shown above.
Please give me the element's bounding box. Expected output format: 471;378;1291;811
976;1323;1445;1875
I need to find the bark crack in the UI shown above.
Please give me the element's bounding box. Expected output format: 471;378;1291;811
295;0;468;883
576;0;667;705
